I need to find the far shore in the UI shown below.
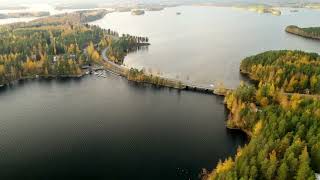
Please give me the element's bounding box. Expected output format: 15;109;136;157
0;73;85;88
0;11;50;19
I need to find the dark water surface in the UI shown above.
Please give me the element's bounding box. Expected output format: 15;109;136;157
0;75;246;179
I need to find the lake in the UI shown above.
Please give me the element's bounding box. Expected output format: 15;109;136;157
91;6;320;88
0;76;245;180
1;5;319;180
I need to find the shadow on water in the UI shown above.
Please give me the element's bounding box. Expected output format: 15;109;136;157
0;85;9;93
285;31;320;43
0;78;84;98
128;45;149;55
239;72;259;87
53;77;83;84
0;81;30;94
127;79;184;94
226;127;249;144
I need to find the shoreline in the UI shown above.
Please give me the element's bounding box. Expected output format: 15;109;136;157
225;124;252;138
285;25;320;40
101;47;225;95
0;73;85;88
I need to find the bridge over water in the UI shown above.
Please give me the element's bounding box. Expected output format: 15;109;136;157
101;48;233;95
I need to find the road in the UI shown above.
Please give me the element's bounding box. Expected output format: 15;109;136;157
101;48;320;98
101;47;220;92
101;47;129;76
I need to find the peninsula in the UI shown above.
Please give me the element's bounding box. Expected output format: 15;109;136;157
0;8;208;94
0;10;144;87
286;25;320;40
205;50;320;180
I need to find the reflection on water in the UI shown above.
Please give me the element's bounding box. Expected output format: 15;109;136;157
126;45;149;58
0;74;246;180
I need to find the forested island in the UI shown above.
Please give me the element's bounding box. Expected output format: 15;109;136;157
131;9;145;15
305;3;320;9
286;26;320;40
233;5;281;16
0;10;147;86
205;50;320;180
